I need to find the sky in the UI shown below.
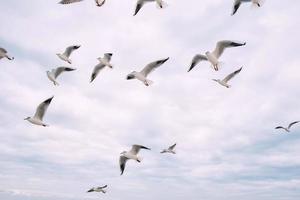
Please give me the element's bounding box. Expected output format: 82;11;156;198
0;0;300;200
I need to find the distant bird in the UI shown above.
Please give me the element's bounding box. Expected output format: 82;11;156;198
90;53;113;83
59;0;106;6
0;47;14;60
213;67;242;88
161;143;176;154
275;121;300;132
232;0;262;15
126;57;169;86
24;96;54;127
46;67;76;86
56;45;80;64
87;185;107;193
188;40;246;72
119;145;151;175
134;0;167;16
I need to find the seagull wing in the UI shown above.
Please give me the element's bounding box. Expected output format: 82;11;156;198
0;48;7;54
103;53;113;62
275;126;285;130
212;40;246;58
140;57;169;77
100;185;108;189
188;54;208;72
119;155;128;175
53;67;76;79
288;121;300;129
33;96;54;121
129;145;151;155
232;0;242;15
59;0;84;4
134;0;145;16
90;63;106;82
95;0;105;6
223;67;242;83
63;45;80;58
168;143;177;150
87;188;94;192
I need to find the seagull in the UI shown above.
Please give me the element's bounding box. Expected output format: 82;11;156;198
212;67;242;88
90;53;113;83
232;0;262;15
87;185;107;193
24;96;54;127
134;0;167;16
119;145;151;175
188;40;246;72
161;143;176;154
59;0;106;6
275;121;300;132
0;47;14;60
46;67;76;86
56;45;80;64
126;57;169;86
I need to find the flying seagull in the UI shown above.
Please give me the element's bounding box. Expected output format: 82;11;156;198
126;57;169;86
188;40;246;72
59;0;106;6
24;96;54;127
161;143;176;154
275;121;300;132
232;0;262;15
90;53;113;83
0;47;14;60
134;0;167;16
87;185;107;193
213;67;242;88
119;145;151;175
56;45;80;64
46;67;76;86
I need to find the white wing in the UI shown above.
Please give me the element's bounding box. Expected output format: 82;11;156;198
134;0;146;16
119;155;128;175
53;67;76;79
129;145;151;155
103;53;113;62
33;97;54;121
212;40;246;58
168;143;176;150
223;67;242;83
288;121;300;129
140;57;169;77
95;0;105;6
232;0;242;15
90;63;106;82
59;0;84;4
188;54;208;72
62;45;81;58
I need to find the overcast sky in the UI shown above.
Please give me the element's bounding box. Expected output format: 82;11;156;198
0;0;300;200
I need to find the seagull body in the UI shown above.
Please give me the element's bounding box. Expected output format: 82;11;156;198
59;0;106;6
24;97;54;127
275;121;300;132
134;0;166;16
56;45;80;64
188;40;246;72
0;47;14;60
161;143;176;154
87;185;107;193
213;67;242;88
232;0;262;15
126;57;169;86
46;67;76;86
90;53;113;82
119;145;151;175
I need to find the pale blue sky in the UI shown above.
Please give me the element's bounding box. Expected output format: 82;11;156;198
0;0;300;200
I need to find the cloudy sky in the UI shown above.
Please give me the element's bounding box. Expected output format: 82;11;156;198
0;0;300;200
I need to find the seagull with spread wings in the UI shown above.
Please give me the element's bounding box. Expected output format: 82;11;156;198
87;185;107;193
0;47;14;61
90;53;113;83
119;145;151;175
24;97;54;127
59;0;106;7
232;0;262;16
126;57;169;86
188;40;246;72
134;0;167;16
46;67;76;86
56;45;81;64
212;67;242;88
275;121;300;132
161;143;176;154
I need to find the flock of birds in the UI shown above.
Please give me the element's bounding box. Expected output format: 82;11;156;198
1;0;298;196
